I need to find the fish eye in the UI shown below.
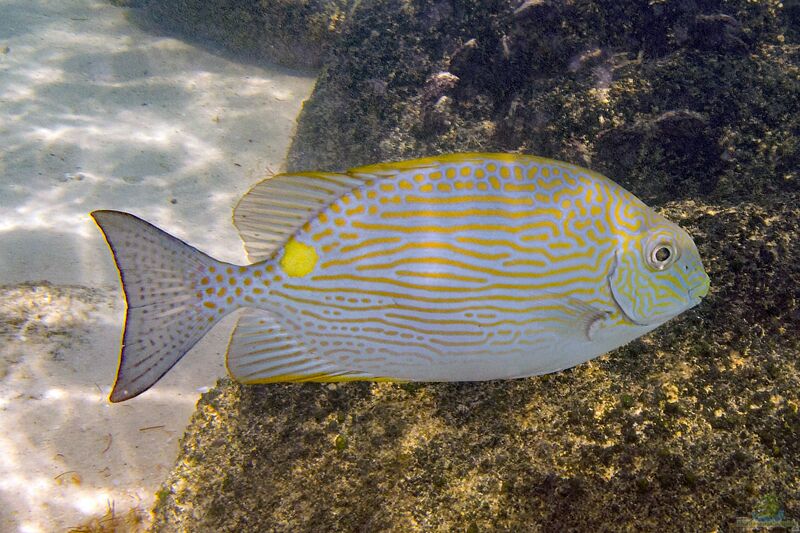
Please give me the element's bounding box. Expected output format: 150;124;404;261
646;239;678;271
655;247;671;262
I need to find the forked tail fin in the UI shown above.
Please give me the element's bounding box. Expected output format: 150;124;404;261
92;210;234;402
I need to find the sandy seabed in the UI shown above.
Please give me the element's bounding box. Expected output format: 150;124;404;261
0;1;314;530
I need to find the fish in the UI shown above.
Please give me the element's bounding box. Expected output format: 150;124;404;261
92;153;710;402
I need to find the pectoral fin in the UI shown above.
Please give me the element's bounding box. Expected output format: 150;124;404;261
564;298;613;342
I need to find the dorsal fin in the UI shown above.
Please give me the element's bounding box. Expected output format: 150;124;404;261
345;152;555;179
233;172;369;263
233;155;525;262
347;153;490;178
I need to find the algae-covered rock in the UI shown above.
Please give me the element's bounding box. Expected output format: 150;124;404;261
128;0;355;69
151;0;800;530
287;0;798;204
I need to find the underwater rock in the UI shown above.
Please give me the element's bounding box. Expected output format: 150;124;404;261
108;0;148;7
285;0;798;204
127;0;355;69
418;72;460;135
151;0;800;530
447;37;479;78
422;71;460;101
594;109;716;198
682;13;750;54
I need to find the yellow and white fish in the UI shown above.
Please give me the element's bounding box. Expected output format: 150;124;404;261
93;153;709;402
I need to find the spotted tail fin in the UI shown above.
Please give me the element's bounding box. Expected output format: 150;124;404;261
92;210;233;402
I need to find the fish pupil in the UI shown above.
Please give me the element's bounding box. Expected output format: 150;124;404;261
655;247;671;262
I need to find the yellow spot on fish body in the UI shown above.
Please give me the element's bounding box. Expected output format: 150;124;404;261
280;238;318;278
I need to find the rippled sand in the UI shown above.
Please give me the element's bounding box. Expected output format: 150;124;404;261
0;1;314;530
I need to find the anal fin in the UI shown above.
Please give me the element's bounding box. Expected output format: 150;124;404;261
226;309;366;384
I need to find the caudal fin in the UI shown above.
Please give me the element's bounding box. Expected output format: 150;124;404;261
92;210;231;402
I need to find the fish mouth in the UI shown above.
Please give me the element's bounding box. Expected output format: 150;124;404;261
686;273;710;309
689;273;710;300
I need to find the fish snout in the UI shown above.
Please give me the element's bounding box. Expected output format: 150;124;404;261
689;270;710;300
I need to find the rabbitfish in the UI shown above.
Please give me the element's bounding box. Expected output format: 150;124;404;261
93;153;710;402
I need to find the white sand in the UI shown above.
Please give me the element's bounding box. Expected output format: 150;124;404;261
0;1;315;531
